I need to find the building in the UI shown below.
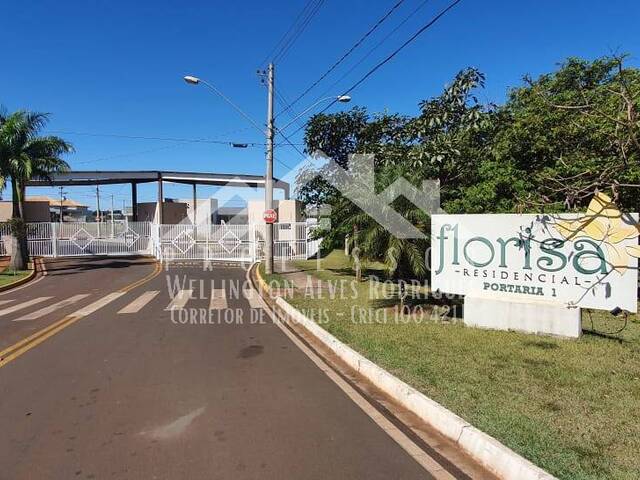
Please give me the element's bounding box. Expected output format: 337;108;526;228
179;198;219;225
0;199;50;222
247;199;303;224
135;200;189;224
29;195;89;222
0;196;89;222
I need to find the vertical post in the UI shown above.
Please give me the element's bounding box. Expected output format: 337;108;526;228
58;186;64;223
192;184;197;225
251;223;256;262
157;174;164;225
131;182;138;221
96;185;101;238
192;183;198;252
110;194;115;238
51;222;58;258
265;62;275;274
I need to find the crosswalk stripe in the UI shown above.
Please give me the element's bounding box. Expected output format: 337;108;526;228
14;294;91;321
209;289;227;310
0;300;14;307
0;297;53;317
165;289;193;311
118;291;160;314
243;288;263;309
73;292;125;317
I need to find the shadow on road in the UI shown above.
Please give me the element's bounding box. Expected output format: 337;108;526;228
42;256;156;276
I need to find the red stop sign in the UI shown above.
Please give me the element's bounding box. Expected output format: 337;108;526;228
263;209;277;224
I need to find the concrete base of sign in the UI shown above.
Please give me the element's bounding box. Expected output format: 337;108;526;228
464;295;582;338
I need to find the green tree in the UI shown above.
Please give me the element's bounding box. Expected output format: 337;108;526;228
489;55;640;212
299;68;492;280
300;56;640;281
0;108;72;268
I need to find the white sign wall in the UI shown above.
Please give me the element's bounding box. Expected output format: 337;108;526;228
431;212;639;312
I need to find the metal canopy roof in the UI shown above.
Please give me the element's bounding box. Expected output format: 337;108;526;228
26;170;290;196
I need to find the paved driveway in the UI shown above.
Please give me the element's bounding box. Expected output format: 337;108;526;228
0;259;490;479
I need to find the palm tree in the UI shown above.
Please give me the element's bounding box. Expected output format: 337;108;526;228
0;108;72;268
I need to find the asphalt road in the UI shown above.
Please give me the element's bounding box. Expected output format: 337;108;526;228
0;257;485;479
0;256;157;352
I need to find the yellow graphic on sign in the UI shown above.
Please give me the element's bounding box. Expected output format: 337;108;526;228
554;192;640;275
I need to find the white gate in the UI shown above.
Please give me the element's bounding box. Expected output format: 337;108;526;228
157;222;312;262
0;221;317;262
158;224;254;262
0;222;152;257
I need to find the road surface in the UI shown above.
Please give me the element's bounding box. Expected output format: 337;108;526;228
0;257;492;479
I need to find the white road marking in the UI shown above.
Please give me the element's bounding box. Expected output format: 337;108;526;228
0;297;53;317
165;289;193;311
119;290;160;314
209;289;227;310
14;294;91;321
73;291;126;317
0;300;14;306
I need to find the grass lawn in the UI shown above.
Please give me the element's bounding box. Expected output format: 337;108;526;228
262;250;640;480
0;269;31;287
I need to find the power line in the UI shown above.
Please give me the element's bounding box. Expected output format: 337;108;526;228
288;0;464;138
310;0;433;110
279;0;406;117
73;143;187;165
260;0;326;66
50;130;264;147
259;0;319;67
272;0;326;64
274;88;307;131
276;126;307;159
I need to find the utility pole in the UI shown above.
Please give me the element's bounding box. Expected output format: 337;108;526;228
265;62;275;274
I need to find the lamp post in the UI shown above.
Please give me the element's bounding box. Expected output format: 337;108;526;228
183;72;352;274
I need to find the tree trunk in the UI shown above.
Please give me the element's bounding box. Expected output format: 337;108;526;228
353;225;361;282
399;280;407;314
5;235;26;271
11;181;21;219
10;181;28;269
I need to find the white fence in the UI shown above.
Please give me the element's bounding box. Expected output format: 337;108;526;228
0;221;319;262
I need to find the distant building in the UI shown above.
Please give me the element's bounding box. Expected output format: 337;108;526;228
179;198;219;225
0;199;50;222
135;200;189;224
247;199;303;224
0;196;89;222
28;195;89;222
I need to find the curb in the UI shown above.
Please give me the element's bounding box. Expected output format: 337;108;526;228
0;257;42;293
254;264;557;480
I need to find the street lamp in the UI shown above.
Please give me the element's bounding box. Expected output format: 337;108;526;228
183;75;200;85
183;70;352;275
182;75;264;133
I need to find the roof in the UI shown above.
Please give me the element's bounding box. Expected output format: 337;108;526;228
26;195;87;208
25;170;290;197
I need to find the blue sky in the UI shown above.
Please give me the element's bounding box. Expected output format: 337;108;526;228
3;0;639;208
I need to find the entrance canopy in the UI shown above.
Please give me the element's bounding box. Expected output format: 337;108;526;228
26;170;290;223
26;170;290;197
